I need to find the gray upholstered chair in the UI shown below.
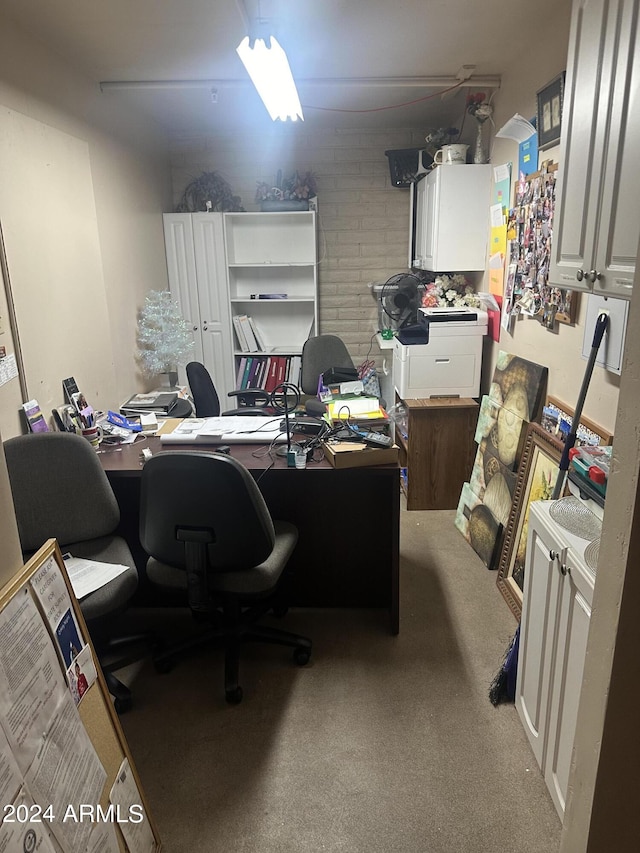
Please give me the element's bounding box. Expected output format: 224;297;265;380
3;432;144;712
139;450;312;704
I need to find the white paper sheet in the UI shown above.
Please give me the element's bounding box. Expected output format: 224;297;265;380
160;415;286;444
61;554;128;601
0;589;66;775
0;787;58;853
86;822;121;853
25;692;107;853
0;725;22;807
109;759;155;853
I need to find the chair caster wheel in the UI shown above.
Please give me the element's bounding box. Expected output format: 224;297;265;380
114;695;133;714
154;658;173;675
293;647;311;666
225;686;243;705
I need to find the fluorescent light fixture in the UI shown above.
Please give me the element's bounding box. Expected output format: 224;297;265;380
236;35;303;122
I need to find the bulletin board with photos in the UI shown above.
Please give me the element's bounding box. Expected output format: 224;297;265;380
0;540;161;853
505;163;578;329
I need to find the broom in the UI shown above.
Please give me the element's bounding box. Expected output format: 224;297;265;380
489;624;520;706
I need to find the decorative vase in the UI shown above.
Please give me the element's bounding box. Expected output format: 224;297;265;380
159;370;179;389
473;119;487;164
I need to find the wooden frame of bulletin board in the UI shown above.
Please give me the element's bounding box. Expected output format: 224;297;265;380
0;540;161;852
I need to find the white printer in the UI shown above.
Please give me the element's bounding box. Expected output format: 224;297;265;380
393;307;488;399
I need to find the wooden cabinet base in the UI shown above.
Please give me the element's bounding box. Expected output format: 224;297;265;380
396;396;478;510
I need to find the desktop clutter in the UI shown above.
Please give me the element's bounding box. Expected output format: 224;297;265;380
24;370;398;469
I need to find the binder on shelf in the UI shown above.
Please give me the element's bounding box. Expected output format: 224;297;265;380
238;315;259;352
248;315;267;351
233;315;250;352
236;356;247;389
240;357;253;389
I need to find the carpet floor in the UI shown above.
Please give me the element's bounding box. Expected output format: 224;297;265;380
118;507;562;853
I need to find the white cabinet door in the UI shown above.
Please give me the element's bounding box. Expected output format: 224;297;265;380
192;215;235;401
516;509;564;766
592;0;640;297
550;0;639;297
163;213;235;398
544;551;593;817
163;214;203;365
516;501;596;821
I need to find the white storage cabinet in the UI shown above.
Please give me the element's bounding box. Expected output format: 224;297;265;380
412;164;491;272
549;0;640;298
163;213;235;399
516;500;596;819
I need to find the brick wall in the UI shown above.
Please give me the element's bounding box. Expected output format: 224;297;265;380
168;125;426;371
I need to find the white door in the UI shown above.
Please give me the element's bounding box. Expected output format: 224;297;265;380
192;214;235;401
163;214;204;370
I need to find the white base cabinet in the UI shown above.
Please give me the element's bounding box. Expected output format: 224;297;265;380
516;500;596;819
412;164;491;272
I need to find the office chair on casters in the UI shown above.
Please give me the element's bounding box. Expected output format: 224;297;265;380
3;432;148;713
139;451;312;705
186;361;271;417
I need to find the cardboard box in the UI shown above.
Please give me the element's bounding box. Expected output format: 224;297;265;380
323;441;399;469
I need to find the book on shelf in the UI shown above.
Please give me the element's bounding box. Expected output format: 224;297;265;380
238;315;259;352
232;315;250;352
250;293;288;299
120;392;178;415
23;399;50;433
240;357;253;389
264;357;278;393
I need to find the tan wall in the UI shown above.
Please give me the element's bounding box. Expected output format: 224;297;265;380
0;13;172;440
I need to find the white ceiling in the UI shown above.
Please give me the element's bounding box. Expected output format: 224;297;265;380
1;0;558;134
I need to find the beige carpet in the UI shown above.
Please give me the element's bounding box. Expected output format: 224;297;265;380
119;507;562;853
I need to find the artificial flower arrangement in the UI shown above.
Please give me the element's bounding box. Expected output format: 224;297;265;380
255;170;317;203
420;275;481;309
466;92;493;123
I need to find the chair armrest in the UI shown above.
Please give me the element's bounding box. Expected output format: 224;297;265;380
228;389;271;408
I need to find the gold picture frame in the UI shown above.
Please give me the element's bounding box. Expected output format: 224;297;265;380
496;423;564;618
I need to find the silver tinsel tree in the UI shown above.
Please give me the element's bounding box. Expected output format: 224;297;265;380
137;290;194;377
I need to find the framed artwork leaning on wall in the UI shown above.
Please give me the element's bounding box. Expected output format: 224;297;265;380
496;423;564;618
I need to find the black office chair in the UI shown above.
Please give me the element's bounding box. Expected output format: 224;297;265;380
3;432;148;712
139;451;312;704
186;361;272;417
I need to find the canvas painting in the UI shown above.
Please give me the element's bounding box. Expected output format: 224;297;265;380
489;351;548;424
474;394;526;472
455;481;502;570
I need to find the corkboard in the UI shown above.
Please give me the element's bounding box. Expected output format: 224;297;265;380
0;540;161;852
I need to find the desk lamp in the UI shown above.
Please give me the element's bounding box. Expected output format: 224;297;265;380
272;382;301;457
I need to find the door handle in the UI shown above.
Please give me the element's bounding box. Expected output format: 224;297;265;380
587;270;601;283
576;269;584;282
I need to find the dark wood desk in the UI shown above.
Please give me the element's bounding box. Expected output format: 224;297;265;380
100;438;400;634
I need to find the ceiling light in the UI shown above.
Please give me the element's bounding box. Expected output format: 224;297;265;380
236;35;303;122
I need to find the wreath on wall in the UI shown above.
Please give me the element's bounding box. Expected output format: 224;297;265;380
175;171;245;212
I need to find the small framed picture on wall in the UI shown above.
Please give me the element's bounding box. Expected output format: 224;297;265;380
536;72;566;150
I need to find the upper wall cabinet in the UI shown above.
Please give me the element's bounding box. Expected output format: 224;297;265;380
550;0;640;298
412;165;491;273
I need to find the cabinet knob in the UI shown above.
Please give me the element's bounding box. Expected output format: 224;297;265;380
576;269;584;282
587;270;601;283
560;562;571;576
549;549;557;560
193;325;198;331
